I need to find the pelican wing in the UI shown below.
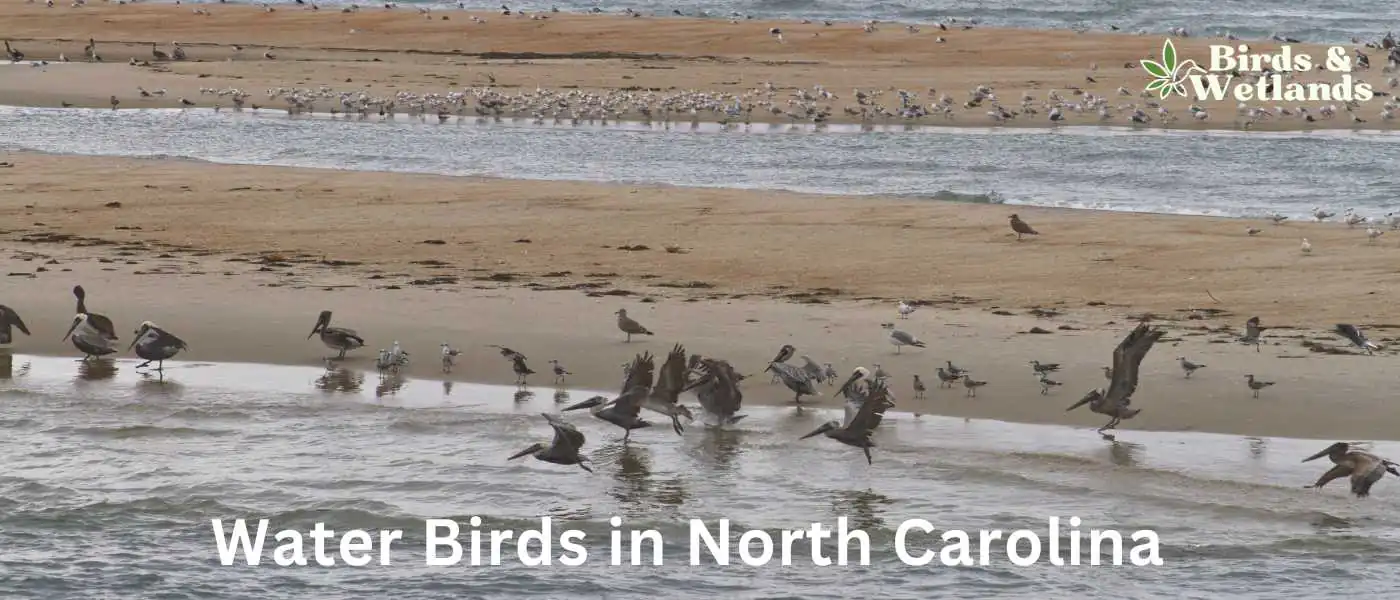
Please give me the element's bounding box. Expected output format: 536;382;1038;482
0;305;29;336
621;351;655;394
328;326;364;346
1104;323;1165;408
89;312;117;340
649;343;688;406
155;326;189;350
543;412;585;453
1334;324;1376;349
770;361;816;394
799;356;824;380
696;358;743;417
846;379;894;436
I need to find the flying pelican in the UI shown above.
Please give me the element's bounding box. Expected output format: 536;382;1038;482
62;313;118;359
307;310;365;359
615;308;654;342
881;323;926;354
562;352;654;441
799;378;895;465
1009;213;1039;240
642;344;695;434
684;357;746;426
440;343;460;373
0;304;30;345
1335;323;1382;354
127;321;187;371
767;360;821;404
1066;323;1165;439
549;359;572;384
835;366;869;399
508;413;592;473
1302;442;1400;497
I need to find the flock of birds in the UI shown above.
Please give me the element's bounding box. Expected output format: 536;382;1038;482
0;280;1395;498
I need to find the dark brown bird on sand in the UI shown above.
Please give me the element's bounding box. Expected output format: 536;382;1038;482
1009;214;1039;240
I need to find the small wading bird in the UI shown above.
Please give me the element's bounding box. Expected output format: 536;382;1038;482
1244;374;1274;398
440;343;460;373
511;354;535;385
0;304;30;345
683;356;747;426
507;413;592;473
1334;323;1382;355
563;352;656;442
1038;372;1062;395
615;308;654;342
1178;356;1205;378
549;359;572;385
307;310;364;359
1301;442;1400;498
799;378;896;465
1066;323;1165;440
1009;213;1039;240
882;323;926;354
127;321;187;371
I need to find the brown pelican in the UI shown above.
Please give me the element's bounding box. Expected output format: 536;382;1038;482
508;413;592;473
62;313;118;359
1335;324;1382;354
641;343;694;434
307;310;365;359
1009;213;1039;240
1066;323;1165;440
799;378;895;465
4;41;23;62
72;285;115;340
0;304;30;345
614;308;653;342
835;366;870;399
562;352;654;441
683;357;746;426
127;321;187;371
767;360;820;404
1302;442;1400;497
767;344;795;382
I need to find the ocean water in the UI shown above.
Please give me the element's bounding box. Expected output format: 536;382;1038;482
2;105;1399;220
0;353;1398;598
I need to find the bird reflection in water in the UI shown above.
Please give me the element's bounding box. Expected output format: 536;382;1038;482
76;358;118;382
314;366;364;393
0;353;31;380
1246;436;1267;459
553;388;570;404
693;428;744;474
1107;440;1143;468
830;489;892;533
137;370;184;397
442;380;453;397
598;442;687;513
514;388;536;403
376;371;407;398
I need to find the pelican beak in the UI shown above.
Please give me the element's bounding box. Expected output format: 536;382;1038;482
836;372;862;397
126;336;138;351
577;459;594;473
562;397;603;412
1302;445;1338;463
1065;391;1097;412
799;425;826;440
308;312;330;339
61;318;80;342
507;445;536;461
678;405;695;422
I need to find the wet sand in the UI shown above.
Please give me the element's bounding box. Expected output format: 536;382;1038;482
3;151;1400;440
0;3;1392;130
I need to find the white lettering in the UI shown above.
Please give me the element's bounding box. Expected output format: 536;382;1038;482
894;519;934;566
211;518;268;566
425;519;462;566
690;519;728;565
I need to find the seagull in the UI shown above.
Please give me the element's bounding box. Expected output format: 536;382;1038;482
1301;441;1400;498
1313;207;1335;222
1037;372;1062;395
1367;227;1385;243
1301;238;1312;254
127;321;188;371
1178;356;1205;378
1009;214;1039;240
307;310;365;360
1245;374;1274;398
614;308;654;342
962;376;988;397
897;300;918;319
936;367;962;388
440;343;460;373
1029;360;1060;375
823;363;838;385
507;413;593;473
0;304;30;345
913;374;928;399
881;323;926;354
511;354;535;385
549;359;572;384
944;360;968;377
1246;227;1262;236
1066;323;1165;439
1335;324;1382;354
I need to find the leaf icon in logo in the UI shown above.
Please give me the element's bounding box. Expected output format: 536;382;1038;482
1141;58;1169;79
1162;39;1177;73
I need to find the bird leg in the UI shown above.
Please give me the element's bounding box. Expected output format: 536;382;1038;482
623;428;632;443
337;348;347;360
1097;417;1121;440
895;346;901;354
863;446;873;465
625;333;632;343
793;391;802;404
135;360;152;369
576;461;593;474
670;414;684;435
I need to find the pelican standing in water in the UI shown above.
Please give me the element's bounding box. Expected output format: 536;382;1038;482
127;321;188;371
767;344;796;383
62;313;118;359
684;357;746;426
1066;323;1165;440
642;343;695;434
307;310;365;359
0;304;30;345
799;378;895;465
508;413;592;473
562;352;655;441
615;308;654;342
767;360;820;404
1302;442;1400;498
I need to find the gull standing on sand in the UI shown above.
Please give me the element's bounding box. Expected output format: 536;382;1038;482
823;362;838;385
1009;214;1039;241
507;413;593;473
1313;207;1335;222
882;323;926;354
615;308;654;342
913;374;927;399
945;360;968;378
1335;324;1382;354
1178;356;1205;378
1037;372;1062;395
1245;374;1274;398
0;305;30;345
549;359;572;384
1301;441;1400;498
962;375;988;397
307;310;365;360
440;343;460;373
1367;227;1384;243
897;300;917;319
127;321;188;372
1029;360;1060;376
936;367;962;388
1066;323;1165;440
1238;316;1264;352
1300;238;1312;254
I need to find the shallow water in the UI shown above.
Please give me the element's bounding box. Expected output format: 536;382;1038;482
0;353;1397;598
2;105;1399;220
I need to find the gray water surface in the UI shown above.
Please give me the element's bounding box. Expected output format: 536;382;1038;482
2;105;1399;220
0;354;1397;598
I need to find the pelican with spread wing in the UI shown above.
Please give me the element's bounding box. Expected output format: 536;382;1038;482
562;351;655;441
684;357;746;427
1302;441;1400;498
642;343;695;434
800;378;896;465
508;413;593;473
1066;323;1165;440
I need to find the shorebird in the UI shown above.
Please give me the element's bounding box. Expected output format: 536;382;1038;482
835;366;869;400
1301;442;1400;498
0;305;30;345
563;352;655;441
307;310;365;359
1300;238;1312;254
799;378;895;465
127;321;188;371
871;363;890;382
1335;324;1382;354
1367;227;1385;243
1244;374;1274;398
1312;207;1335;222
1066;323;1165;439
945;360;968;377
1009;213;1039;240
549;359;572;384
881;323;926;354
508;413;592;473
440;343;460;373
488;345;526;361
1029;360;1060;376
171;42;186;61
62;313;118;360
936;367;961;388
684;356;746;426
1102;366;1113;380
388;341;409;370
962;376;987;397
375;349;394;372
822;363;838;385
913;374;927;399
511;354;535;385
768;360;821;404
1037;372;1062;395
641;344;695;434
151;43;169;61
897;300;917;319
1177;356;1205;378
615;308;654;342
